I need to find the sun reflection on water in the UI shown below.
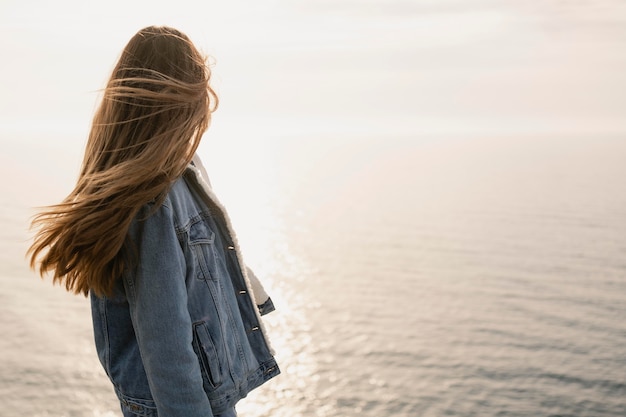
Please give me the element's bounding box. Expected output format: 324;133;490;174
199;141;326;417
236;271;320;417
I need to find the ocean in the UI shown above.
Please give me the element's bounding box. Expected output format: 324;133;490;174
1;133;625;416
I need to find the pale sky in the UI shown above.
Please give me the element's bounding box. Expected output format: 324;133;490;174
1;0;625;140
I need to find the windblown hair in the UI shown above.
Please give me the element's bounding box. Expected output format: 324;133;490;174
28;26;218;297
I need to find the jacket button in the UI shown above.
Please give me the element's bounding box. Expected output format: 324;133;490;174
239;290;247;294
227;245;235;250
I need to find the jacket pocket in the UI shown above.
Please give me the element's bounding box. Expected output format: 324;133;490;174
192;321;223;389
188;219;218;281
119;395;157;417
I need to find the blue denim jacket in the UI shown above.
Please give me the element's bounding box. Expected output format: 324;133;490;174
90;162;280;417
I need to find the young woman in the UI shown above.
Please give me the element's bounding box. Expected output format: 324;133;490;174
28;26;279;417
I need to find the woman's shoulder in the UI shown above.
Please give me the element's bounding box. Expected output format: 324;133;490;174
131;174;207;234
163;175;207;224
131;177;188;223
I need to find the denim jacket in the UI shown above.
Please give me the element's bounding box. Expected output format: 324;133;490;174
90;158;280;417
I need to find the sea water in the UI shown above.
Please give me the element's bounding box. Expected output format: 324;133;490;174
1;133;625;416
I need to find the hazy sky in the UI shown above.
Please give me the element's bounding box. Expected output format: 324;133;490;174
1;0;625;139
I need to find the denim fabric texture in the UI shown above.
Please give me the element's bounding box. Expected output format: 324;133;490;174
91;165;279;417
216;408;237;417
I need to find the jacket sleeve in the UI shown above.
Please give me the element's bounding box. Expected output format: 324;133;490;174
124;202;213;417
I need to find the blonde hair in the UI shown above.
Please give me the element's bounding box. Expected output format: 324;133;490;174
28;26;218;297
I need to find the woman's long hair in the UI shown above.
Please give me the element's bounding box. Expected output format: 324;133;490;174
28;26;218;297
